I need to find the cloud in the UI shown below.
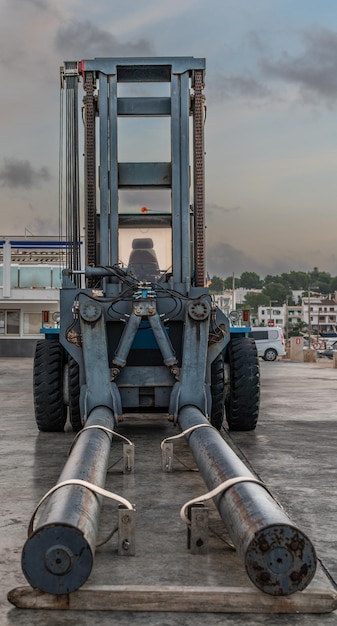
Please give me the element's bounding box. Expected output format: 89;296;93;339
23;0;53;10
207;241;266;278
207;73;271;104
206;240;317;279
259;26;337;105
246;30;269;55
103;0;199;37
55;19;154;59
206;202;240;215
0;159;51;189
208;26;337;108
27;214;59;235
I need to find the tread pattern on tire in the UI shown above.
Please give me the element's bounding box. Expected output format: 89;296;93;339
225;337;260;431
33;340;67;432
210;353;225;431
68;357;82;432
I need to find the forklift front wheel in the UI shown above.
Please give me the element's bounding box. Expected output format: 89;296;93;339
68;357;82;432
33;339;67;432
210;353;225;431
224;337;260;431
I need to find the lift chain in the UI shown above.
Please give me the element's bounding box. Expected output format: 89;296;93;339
83;70;96;276
193;69;206;287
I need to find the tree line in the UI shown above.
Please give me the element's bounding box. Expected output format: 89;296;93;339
209;268;337;308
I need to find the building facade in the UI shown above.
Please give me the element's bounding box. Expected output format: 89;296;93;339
213;285;337;338
257;305;285;328
0;238;71;357
302;296;337;336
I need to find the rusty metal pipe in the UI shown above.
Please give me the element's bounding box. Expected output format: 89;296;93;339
178;405;317;595
21;407;115;595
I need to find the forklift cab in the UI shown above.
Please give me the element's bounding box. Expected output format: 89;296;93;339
119;218;172;284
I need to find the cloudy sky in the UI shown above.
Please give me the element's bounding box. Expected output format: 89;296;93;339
1;0;337;278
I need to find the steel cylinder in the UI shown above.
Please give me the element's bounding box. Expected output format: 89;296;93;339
178;405;317;595
22;407;115;594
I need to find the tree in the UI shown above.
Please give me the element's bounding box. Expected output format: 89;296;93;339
207;267;337;301
242;292;270;311
209;275;224;293
288;320;308;337
329;276;337;293
262;282;288;305
281;271;309;290
263;274;277;285
239;271;263;289
308;268;332;294
263;274;288;288
224;275;241;289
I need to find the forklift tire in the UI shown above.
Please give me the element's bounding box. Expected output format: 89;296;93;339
33;339;67;432
225;337;260;431
210;353;225;430
68;357;82;432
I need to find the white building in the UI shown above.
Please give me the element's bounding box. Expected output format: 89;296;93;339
302;296;337;335
285;303;303;329
256;303;304;331
213;286;337;337
257;305;285;328
213;292;233;315
256;296;337;336
213;288;262;316
0;237;73;356
233;288;262;305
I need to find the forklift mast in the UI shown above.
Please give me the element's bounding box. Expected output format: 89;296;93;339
62;56;206;292
58;56;229;421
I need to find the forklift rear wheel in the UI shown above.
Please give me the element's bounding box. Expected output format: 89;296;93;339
225;337;260;431
210;353;225;430
33;339;67;432
68;357;82;432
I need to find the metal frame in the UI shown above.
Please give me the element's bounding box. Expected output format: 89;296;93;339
60;56;223;417
63;56;206;294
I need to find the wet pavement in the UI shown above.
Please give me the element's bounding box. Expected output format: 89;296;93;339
1;357;337;625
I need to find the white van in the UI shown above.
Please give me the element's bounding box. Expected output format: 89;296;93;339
248;326;286;361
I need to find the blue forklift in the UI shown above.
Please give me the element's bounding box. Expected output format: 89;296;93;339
33;56;259;436
20;58;315;600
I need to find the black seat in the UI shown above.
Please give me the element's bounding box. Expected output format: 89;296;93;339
128;238;160;281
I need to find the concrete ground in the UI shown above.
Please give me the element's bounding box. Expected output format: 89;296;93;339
2;357;337;625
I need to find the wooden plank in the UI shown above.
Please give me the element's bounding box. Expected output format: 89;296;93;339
8;585;337;614
8;587;69;610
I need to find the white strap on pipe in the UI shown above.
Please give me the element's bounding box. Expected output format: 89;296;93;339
180;476;271;526
68;424;134;456
160;423;215;450
28;478;134;537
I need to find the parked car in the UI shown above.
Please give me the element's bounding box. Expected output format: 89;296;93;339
248;327;286;362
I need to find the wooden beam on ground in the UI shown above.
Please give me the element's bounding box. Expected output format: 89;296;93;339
7;585;337;614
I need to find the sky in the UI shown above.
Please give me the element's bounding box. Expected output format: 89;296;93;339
1;0;337;278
